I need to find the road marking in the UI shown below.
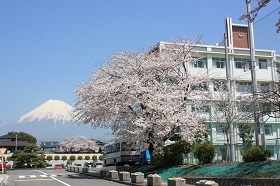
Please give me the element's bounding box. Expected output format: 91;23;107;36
30;175;36;178
51;176;71;186
34;170;47;175
19;176;25;179
15;179;53;182
40;175;48;177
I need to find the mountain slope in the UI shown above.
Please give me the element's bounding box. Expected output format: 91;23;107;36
0;99;111;142
17;99;73;123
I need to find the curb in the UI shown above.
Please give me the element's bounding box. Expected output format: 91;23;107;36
0;175;8;186
83;172;194;186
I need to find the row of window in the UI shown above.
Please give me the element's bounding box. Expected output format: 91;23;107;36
192;104;274;115
191;57;268;69
192;81;270;93
216;124;273;135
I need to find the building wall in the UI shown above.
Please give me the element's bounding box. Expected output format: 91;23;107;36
172;43;280;163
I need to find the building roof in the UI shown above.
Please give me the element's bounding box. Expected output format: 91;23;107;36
0;134;16;139
0;141;30;147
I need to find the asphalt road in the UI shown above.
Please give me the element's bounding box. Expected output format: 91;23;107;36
6;168;126;186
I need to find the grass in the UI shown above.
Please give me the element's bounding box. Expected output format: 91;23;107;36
122;161;280;181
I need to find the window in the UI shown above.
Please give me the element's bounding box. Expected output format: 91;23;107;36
238;104;252;113
217;146;227;159
191;83;209;91
191;57;207;68
276;64;280;74
259;83;269;92
264;125;273;135
259;59;268;69
212;57;225;68
234;58;249;69
237;82;252;92
191;105;210;113
262;104;272;114
213;81;227;91
216;125;227;134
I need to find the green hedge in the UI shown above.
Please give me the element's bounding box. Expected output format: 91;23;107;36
54;155;60;160
92;155;98;161
62;155;67;161
46;155;53;161
243;146;271;162
70;155;76;161
77;156;83;160
193;142;216;164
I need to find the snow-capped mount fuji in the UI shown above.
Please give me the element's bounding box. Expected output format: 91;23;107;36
0;99;111;142
17;99;73;123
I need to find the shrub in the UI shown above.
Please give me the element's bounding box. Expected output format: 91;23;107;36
6;156;11;161
77;156;83;160
151;141;191;167
99;155;104;160
70;155;76;161
85;155;90;160
62;156;67;161
92;155;98;161
193;142;216;164
46;155;53;161
54;155;60;161
151;152;164;167
243;146;271;162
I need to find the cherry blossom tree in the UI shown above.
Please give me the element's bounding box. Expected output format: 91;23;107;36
240;0;280;33
59;136;99;153
74;38;211;153
210;80;255;161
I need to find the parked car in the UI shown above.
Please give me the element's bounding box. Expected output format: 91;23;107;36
84;162;94;168
74;163;82;167
46;164;53;169
0;161;7;171
54;164;63;169
94;162;103;168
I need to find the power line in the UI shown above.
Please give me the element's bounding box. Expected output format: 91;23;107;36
254;7;280;24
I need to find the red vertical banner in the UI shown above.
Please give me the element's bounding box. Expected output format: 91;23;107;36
232;25;249;48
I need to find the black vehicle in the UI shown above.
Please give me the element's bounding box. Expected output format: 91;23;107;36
84;162;94;168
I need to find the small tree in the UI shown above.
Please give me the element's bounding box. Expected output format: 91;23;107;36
85;155;90;160
92;155;98;161
243;146;271;162
70;155;76;161
46;155;53;161
151;141;191;167
77;156;83;160
62;156;67;161
11;144;46;168
54;155;60;161
238;122;254;154
99;155;104;161
193;142;216;164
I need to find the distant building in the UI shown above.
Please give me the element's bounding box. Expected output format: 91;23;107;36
0;134;31;153
40;141;60;154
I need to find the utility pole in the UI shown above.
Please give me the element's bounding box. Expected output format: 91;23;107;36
225;18;235;162
15;134;18;151
246;0;260;146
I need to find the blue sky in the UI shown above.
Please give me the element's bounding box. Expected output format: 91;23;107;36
0;0;279;126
